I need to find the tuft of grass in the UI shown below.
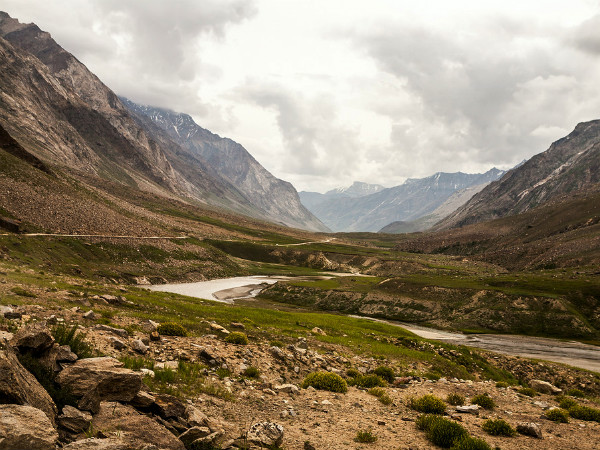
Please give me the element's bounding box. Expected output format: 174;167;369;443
409;394;447;414
546;408;569;423
372;366;395;383
302;372;348;393
517;387;538;397
11;287;37;298
269;340;283;348
224;332;248;345
495;381;509;388
354;429;377;443
119;356;154;371
349;374;386;389
449;436;492;450
481;419;516;436
368;387;393;405
446;393;465;406
51;323;94;359
157;322;188;336
242;366;260;379
471;394;495;410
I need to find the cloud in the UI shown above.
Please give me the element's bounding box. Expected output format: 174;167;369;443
568;14;600;55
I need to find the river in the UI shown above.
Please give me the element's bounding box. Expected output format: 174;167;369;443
148;276;600;373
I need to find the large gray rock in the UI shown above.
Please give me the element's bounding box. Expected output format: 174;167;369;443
0;404;58;450
10;321;54;354
0;345;57;425
92;402;185;450
529;379;562;395
246;422;284;447
62;438;132;450
56;357;142;412
179;427;211;448
516;422;543;439
58;405;92;434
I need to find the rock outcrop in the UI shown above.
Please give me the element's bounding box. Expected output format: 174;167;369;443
0;404;58;450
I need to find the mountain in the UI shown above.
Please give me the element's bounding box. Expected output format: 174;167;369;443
301;169;504;232
378;182;492;233
299;181;384;212
436;120;600;230
120;99;328;232
0;12;326;232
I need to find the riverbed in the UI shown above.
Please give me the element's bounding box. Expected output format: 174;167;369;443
148;276;600;373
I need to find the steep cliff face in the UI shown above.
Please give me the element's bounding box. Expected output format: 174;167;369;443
0;12;327;231
436;120;600;229
121;99;329;232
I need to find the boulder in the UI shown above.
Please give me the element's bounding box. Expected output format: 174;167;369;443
0;404;58;450
209;323;230;335
109;337;126;350
130;391;156;409
152;393;186;419
94;324;128;338
230;322;245;330
10;321;54;354
0;345;57;425
58;405;92;434
62;438;132;450
190;432;222;450
82;310;99;320
40;344;78;372
529;379;562;395
140;320;159;333
274;384;299;394
130;339;148;355
516;422;543;439
56;357;142;412
246;422;284;447
179;426;211;448
92;402;185;450
455;405;479;415
185;405;209;427
311;327;326;336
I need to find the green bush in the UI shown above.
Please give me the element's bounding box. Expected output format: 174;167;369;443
302;372;348;393
243;366;260;378
354;429;377;443
346;368;361;378
368;387;392;405
471;394;495;409
566;388;585;398
450;436;492;450
495;381;509;388
372;366;395;383
224;332;248;345
409;394;447;414
416;414;443;431
546;408;569;423
52;323;94;359
157;322;187;336
481;419;516;436
350;374;386;388
558;396;578;409
446;393;465;406
567;404;600;422
269;340;283;348
426;417;468;448
517;387;537;397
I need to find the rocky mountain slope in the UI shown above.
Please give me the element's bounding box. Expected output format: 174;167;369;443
299;181;385;212
301;169;504;232
121;99;328;232
436;120;600;229
0;12;326;232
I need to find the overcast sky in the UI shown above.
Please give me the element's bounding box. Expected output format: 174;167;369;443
4;0;600;192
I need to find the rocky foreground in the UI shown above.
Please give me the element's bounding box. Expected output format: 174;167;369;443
1;302;600;450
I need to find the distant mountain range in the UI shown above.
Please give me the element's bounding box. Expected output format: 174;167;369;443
300;169;504;232
0;12;327;232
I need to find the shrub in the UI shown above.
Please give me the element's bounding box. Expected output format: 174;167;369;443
368;387;392;405
566;388;585;398
216;367;232;379
495;381;509;388
372;366;395;383
546;408;569;423
302;372;348;393
416;414;443;431
224;332;248;345
450;436;492;450
409;394;447;414
52;323;94;359
157;322;187;336
481;419;516;436
269;340;283;348
354;429;377;443
517;387;537;397
243;366;260;378
567;404;600;422
471;394;495;409
350;374;386;388
346;368;361;378
426;417;468;448
446;393;465;406
558;396;578;410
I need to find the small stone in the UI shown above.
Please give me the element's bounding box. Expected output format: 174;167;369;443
150;331;161;341
83;310;98;320
131;339;149;355
529;380;562;395
274;384;299;394
516;422;543;439
4;311;22;320
311;327;326;336
94;324;128;338
456;405;479;415
230;322;245;330
109;337;126;350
